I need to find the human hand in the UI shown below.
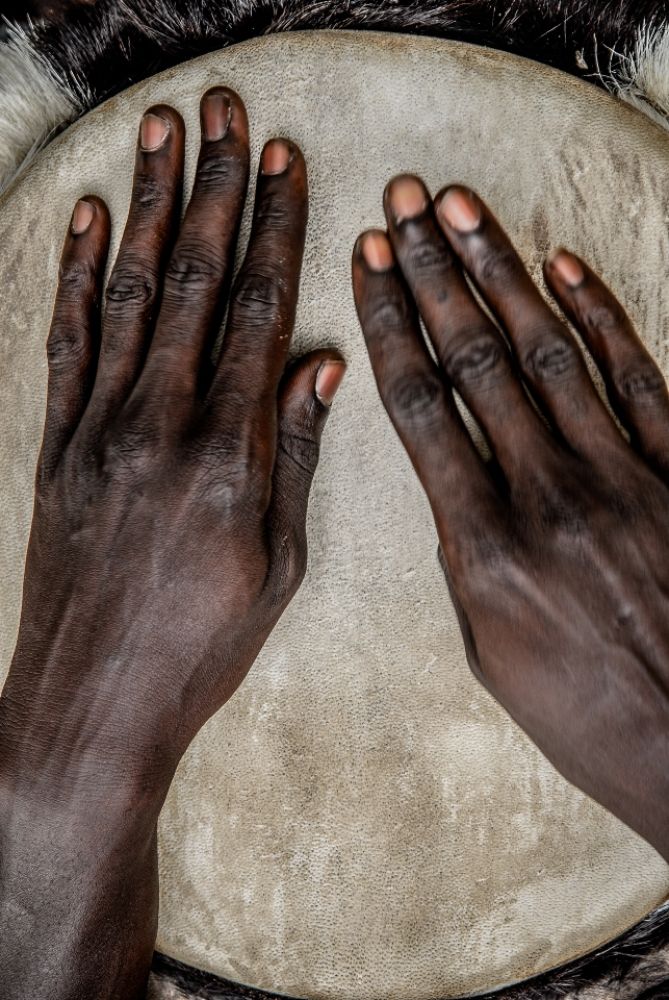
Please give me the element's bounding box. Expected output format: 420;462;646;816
353;176;669;859
0;87;345;1000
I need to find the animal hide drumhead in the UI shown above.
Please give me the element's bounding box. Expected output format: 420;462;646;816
0;30;668;1000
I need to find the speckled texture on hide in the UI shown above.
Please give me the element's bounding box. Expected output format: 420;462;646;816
1;31;669;1000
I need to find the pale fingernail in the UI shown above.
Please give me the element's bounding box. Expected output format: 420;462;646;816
438;188;482;233
388;175;428;222
361;231;394;272
316;360;347;406
549;249;585;288
140;112;170;152
262;138;291;175
202;91;232;142
71;199;94;235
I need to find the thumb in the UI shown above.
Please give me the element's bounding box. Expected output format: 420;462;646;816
266;349;346;596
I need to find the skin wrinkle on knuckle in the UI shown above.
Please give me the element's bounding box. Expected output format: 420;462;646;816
105;261;156;312
133;170;168;213
57;259;94;300
255;192;296;231
196;149;247;191
364;294;411;339
407;237;453;276
279;431;319;477
233;270;285;329
581;299;627;335
46;323;88;371
522;331;579;385
442;330;507;388
616;361;668;404
385;370;444;428
164;244;222;301
475;243;519;286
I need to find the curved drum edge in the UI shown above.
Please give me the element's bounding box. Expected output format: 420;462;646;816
148;901;669;1000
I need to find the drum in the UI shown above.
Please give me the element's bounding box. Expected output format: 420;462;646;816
1;30;669;1000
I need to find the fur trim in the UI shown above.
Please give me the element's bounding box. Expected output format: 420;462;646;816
147;901;669;999
606;21;669;130
1;1;669;194
0;23;83;194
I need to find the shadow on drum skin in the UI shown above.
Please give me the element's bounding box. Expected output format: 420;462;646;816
148;900;669;1000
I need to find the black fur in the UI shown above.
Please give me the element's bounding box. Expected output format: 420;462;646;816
11;0;666;117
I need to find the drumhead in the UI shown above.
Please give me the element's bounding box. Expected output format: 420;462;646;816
1;30;668;1000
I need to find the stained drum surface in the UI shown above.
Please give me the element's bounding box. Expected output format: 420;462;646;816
1;31;669;1000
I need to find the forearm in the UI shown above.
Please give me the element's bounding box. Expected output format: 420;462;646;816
0;674;170;1000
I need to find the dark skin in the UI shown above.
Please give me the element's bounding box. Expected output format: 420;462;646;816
0;93;668;998
353;175;669;863
0;88;345;999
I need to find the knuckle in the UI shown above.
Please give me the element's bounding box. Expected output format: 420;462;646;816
133;170;168;212
279;431;319;477
46;322;87;371
105;260;156;312
187;433;267;510
255;190;296;231
385;371;444;428
57;259;93;299
523;333;579;385
165;244;221;301
616;361;667;405
364;295;412;338
581;299;626;335
196;150;246;191
477;244;519;285
444;330;507;387
233;270;284;329
408;238;454;276
102;420;157;478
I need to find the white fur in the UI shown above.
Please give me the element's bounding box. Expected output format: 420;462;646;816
0;25;82;196
605;21;669;130
1;16;669;196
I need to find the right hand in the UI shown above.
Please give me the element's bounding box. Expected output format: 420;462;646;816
353;175;669;860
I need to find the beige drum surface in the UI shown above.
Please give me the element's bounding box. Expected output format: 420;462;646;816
1;30;669;1000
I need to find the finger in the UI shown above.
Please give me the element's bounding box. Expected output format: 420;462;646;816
265;350;346;602
211;138;308;415
384;175;549;473
352;229;500;549
545;249;669;472
40;197;110;481
435;186;620;456
140;87;250;399
90;104;185;419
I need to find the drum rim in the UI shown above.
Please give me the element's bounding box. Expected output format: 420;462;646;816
150;900;669;999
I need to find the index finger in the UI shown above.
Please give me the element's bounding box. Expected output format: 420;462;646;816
352;229;501;553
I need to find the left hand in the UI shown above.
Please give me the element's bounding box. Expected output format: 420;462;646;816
353;175;669;860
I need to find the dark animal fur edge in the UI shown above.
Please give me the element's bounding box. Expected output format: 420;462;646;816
149;900;669;1000
10;0;669;116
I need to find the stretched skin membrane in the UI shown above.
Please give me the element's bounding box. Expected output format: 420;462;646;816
1;31;668;1000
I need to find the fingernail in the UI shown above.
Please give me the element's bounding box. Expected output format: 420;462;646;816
360;231;394;272
316;361;347;406
548;249;585;288
202;91;232;142
140;112;170;152
262;139;291;175
388;175;428;223
71;199;94;235
438;187;482;233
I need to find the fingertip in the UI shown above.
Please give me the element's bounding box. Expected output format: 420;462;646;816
68;196;110;248
354;229;394;272
434;185;483;234
260;137;302;177
139;104;185;154
315;357;347;407
201;86;248;144
545;248;586;290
